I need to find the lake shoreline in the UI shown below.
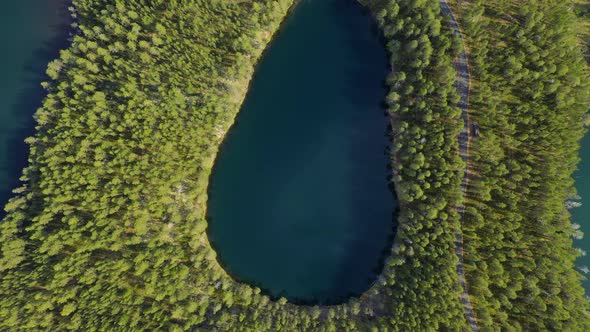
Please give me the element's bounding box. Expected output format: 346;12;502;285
0;0;73;218
206;0;399;305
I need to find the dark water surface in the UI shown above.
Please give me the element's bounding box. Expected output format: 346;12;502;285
0;0;69;217
207;0;396;303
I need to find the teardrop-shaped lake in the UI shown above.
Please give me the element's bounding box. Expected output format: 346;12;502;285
208;0;397;304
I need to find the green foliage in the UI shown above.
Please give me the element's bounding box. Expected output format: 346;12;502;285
0;0;300;330
4;0;586;330
458;0;590;330
362;0;469;329
0;0;468;329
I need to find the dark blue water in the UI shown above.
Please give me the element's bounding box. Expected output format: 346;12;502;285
207;0;396;304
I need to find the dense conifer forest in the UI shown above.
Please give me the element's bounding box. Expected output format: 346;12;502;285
0;0;588;330
453;0;590;330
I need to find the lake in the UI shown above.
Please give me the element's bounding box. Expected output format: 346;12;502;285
574;133;590;294
207;0;396;304
0;0;69;218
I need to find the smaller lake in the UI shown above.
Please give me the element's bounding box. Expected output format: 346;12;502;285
573;133;590;293
207;0;396;304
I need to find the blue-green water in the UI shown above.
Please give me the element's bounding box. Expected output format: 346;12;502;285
0;0;69;217
207;0;396;304
574;134;590;293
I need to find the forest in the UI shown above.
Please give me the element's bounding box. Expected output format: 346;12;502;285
0;0;588;330
451;0;590;330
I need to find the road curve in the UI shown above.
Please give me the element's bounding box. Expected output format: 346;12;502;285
438;1;479;331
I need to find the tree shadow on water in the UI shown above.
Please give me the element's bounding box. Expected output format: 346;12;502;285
0;0;71;219
334;0;391;109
